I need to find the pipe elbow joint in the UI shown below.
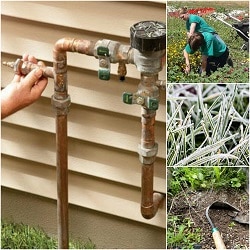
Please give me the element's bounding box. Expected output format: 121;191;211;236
141;193;165;219
141;204;155;219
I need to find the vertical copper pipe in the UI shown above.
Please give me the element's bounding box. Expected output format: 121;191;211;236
56;115;68;248
53;45;69;249
140;108;155;219
141;163;155;219
140;90;164;219
53;38;96;249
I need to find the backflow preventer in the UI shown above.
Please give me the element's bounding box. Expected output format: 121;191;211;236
3;20;166;249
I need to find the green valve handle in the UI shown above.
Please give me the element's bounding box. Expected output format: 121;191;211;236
123;92;133;104
97;46;110;81
147;97;159;110
97;46;109;56
98;69;110;81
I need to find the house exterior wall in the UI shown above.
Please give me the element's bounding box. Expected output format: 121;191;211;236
1;1;166;248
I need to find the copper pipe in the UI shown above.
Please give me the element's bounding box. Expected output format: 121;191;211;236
3;33;164;228
139;75;165;219
56;115;68;248
52;37;96;249
3;39;134;246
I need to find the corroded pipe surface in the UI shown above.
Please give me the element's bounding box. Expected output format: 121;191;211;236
139;81;164;219
52;38;96;249
54;38;96;56
53;38;96;98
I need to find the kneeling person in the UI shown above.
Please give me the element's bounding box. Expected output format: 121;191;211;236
183;32;231;75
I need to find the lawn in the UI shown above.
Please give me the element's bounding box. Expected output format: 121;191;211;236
1;221;96;249
167;1;249;83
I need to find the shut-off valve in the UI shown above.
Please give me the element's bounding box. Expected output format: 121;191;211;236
123;20;166;110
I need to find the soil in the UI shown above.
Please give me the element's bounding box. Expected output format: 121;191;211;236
167;187;249;249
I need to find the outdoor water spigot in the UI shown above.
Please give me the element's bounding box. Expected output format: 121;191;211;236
2;58;54;78
97;46;110;81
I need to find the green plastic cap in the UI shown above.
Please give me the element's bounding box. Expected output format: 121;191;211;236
98;69;110;81
123;92;133;104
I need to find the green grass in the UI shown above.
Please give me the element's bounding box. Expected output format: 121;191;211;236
167;84;249;166
1;221;96;249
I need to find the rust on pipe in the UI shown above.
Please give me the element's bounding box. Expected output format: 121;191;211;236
139;88;164;219
54;38;95;56
52;37;96;249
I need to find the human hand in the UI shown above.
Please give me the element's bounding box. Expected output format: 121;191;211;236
185;64;191;74
1;54;48;119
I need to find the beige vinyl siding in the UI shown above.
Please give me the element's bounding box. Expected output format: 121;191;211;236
1;1;166;248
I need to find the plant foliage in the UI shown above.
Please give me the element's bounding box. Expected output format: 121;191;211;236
167;4;249;83
167;84;249;166
168;167;247;195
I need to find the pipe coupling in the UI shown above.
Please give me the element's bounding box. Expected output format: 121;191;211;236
51;95;71;115
138;143;158;164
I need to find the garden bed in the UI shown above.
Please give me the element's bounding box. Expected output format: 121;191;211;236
168;7;215;17
168;187;249;249
167;167;249;249
167;1;249;83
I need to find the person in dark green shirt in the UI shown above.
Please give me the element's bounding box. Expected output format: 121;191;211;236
179;7;216;38
183;32;230;75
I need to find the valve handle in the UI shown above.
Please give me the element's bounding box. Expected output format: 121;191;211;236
97;46;110;81
146;97;159;110
123;92;133;104
122;92;159;110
